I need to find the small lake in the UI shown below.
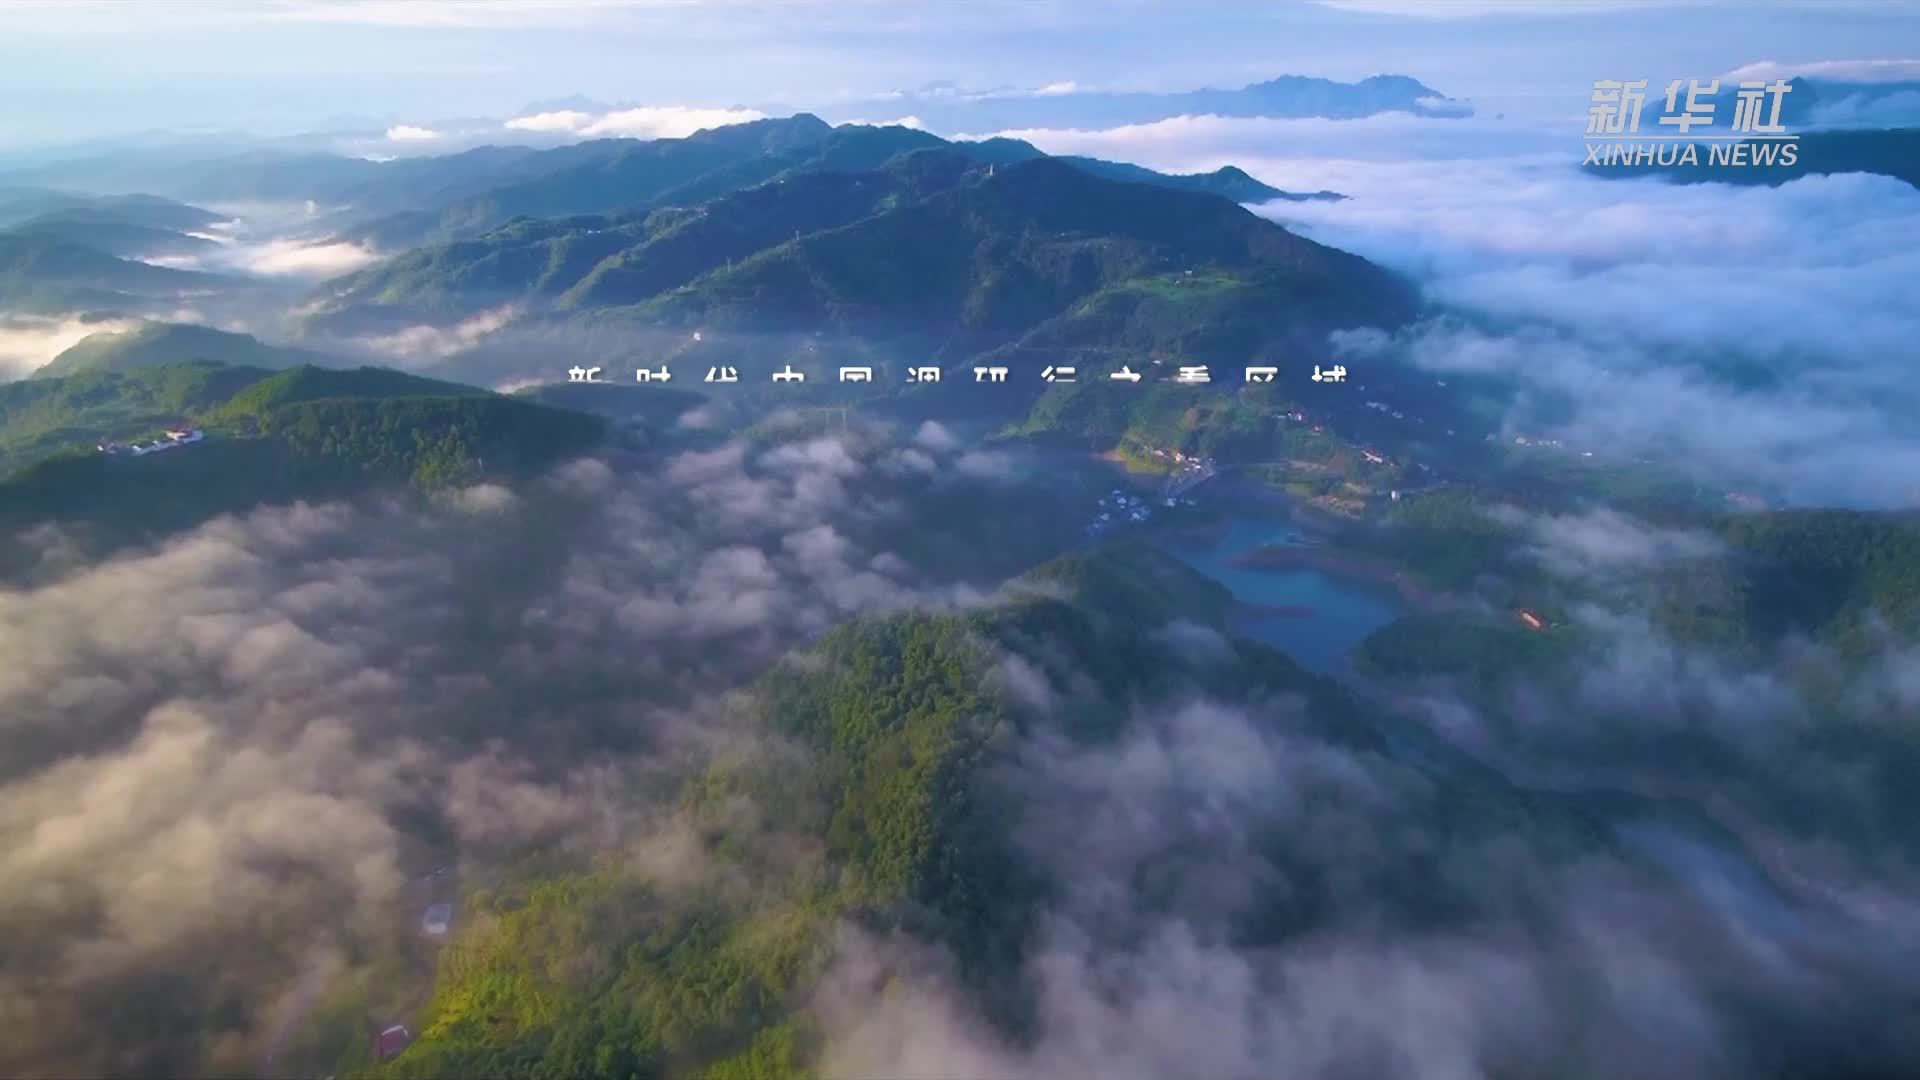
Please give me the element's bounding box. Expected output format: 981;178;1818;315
1162;507;1829;936
1162;515;1404;675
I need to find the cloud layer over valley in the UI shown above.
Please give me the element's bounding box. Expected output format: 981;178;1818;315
0;421;1070;1075
814;614;1920;1080
981;112;1920;507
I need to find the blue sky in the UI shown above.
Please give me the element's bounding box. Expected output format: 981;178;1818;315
0;0;1915;147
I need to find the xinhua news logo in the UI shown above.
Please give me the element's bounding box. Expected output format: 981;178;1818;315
1585;78;1799;168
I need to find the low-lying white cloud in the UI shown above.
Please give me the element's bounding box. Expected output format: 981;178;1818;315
503;105;768;140
239;238;382;277
384;123;442;142
962;110;1570;167
0;315;141;380
840;114;925;130
358;304;520;362
139;206;382;281
990;111;1920;506
503;109;594;134
1492;506;1725;580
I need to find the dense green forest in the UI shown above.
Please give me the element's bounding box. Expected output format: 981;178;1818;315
1344;491;1920;655
0;188;222;232
0;231;229;312
628;158;1405;340
0;216;214;259
330;114;1299;257
333;545;1606;1079
33;320;337;379
0;362;606;550
1336;487;1532;592
0;359;267;470
1015;376;1286;460
1657;508;1920;656
306;143;1403;400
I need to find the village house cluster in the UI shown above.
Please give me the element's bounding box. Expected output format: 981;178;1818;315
1089;488;1156;534
98;427;205;456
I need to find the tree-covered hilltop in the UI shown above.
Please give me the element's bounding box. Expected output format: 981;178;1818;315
335;115;1307;255
306;135;1327;336
201;363;491;418
0;359;268;471
1334;485;1920;719
1342;490;1920;661
1054;157;1337;203
0;188;222;232
331;544;1604;1080
308;149;985;332
0;363;606;551
33;320;341;379
303;151;1407;426
1654;508;1920;656
612;159;1409;373
1347;497;1920;888
0;216;215;260
0;231;233;313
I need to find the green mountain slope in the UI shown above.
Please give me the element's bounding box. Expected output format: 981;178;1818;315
204;364;490;416
513;380;706;426
1346;502;1920;882
1058;156;1339;202
3;215;216;259
0;360;267;471
0;188;222;232
35;320;340;379
310;154;1407;424
342;543;1600;1080
622;158;1410;361
0;363;605;549
0;232;232;313
1660;508;1920;654
347;116;839;249
311;149;983;330
344;117;1309;255
1342;494;1920;691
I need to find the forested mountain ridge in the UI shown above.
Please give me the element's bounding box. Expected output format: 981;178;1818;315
0;362;606;556
606;157;1413;376
306;148;987;332
1;215;216;259
34;320;339;379
0;187;221;231
303;150;1407;400
1346;491;1920;692
339;116;1307;253
0;231;232;313
635;156;1370;326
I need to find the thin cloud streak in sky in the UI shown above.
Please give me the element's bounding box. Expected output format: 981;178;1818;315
504;105;768;138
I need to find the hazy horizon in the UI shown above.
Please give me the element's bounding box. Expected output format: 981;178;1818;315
3;0;1917;150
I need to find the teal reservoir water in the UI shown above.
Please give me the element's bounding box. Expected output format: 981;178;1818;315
1163;516;1404;675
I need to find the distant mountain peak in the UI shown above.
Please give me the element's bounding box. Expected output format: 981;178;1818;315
821;70;1468;131
36;320;335;379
